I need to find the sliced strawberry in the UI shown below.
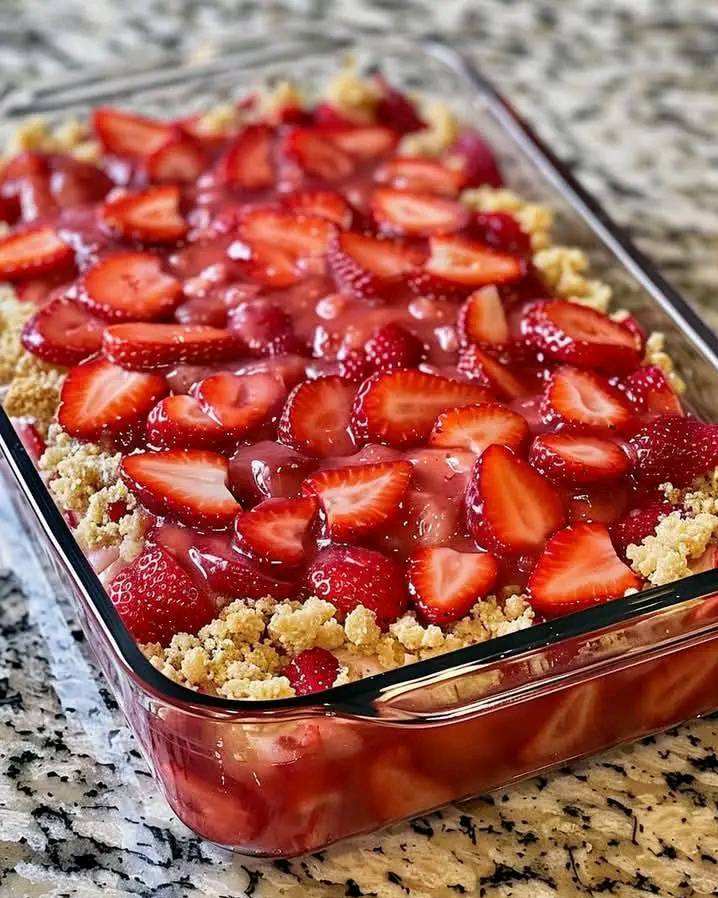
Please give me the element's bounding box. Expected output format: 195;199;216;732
468;212;532;256
444;130;502;188
622;365;683;417
193;371;285;437
101;184;187;244
408;547;499;625
466;444;565;555
542;366;633;431
0;226;73;281
328;231;422;301
409;235;523;299
187;531;295;599
228;440;318;504
76;251;182;322
364;322;425;372
373;77;425;134
58;357;168;441
92;107;172;158
305;545;408;627
146;133;206;183
278;376;356;458
146;394;236;451
282;647;340;696
629;414;718;486
15;421;46;461
457;345;534;399
235;495;318;567
109;544;216;644
283;128;355;181
567;483;629;526
227;299;304;357
371;188;469;236
302;460;412;541
21;297;104;366
216;124;274;189
375;156;466;197
528;522;642;617
284;189;353;229
103;322;244;370
521;300;641;373
609;502;673;561
529;433;631;485
121;449;240;528
429;403;529;455
323;125;397;159
457;286;509;347
238;207;336;261
353;370;491;448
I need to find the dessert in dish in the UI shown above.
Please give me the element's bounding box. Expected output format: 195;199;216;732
2;69;717;703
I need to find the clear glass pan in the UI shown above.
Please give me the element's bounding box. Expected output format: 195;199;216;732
2;25;718;857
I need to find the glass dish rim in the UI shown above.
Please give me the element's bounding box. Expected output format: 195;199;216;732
2;27;718;721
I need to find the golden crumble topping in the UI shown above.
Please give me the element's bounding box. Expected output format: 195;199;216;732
324;66;380;124
627;511;718;587
461;186;554;251
2;115;99;164
399;99;458;157
0;288;35;384
644;330;687;394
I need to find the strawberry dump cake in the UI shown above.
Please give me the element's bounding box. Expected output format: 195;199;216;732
1;68;717;704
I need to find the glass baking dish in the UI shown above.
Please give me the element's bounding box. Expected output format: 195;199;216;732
3;25;718;858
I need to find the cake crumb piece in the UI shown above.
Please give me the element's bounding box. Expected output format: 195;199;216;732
627;511;718;586
40;425;122;513
324;64;380;123
461;186;554;251
193;102;243;137
533;245;612;312
399;100;458;157
344;605;382;648
0;287;35;384
3;361;65;431
258;80;305;122
268;597;345;652
644;330;686;394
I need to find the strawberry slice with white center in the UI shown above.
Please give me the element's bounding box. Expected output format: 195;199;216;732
371;188;469;236
121;449;241;529
457;345;534;399
216;124;274;189
375;156;466;197
146;394;236;452
323;125;398;159
622;365;683;417
528;522;642;617
283;128;355;181
101;184;187;244
285;189;353;229
58;357;168;441
408;547;499;625
0;226;74;280
411;234;524;294
302;459;412;541
278;375;357;458
466;444;566;556
353;370;492;448
102;322;245;370
92;107;172;158
21;297;104;366
328;230;422;301
146;133;206;183
108;543;216;644
457;285;509;347
529;433;631;485
521;300;641;373
429;403;529;455
542;366;633;431
234;495;319;567
193;371;286;438
76;251;182;322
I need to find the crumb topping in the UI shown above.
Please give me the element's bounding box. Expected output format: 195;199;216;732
644;330;687;394
0;288;35;384
324;66;379;124
2;115;99;164
399;99;458;157
258;80;306;122
461;186;554;251
628;511;718;586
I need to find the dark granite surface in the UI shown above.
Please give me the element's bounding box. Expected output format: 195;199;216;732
2;2;718;896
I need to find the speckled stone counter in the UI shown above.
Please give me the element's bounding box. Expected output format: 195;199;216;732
3;2;718;896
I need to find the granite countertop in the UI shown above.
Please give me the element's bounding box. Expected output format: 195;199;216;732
2;2;718;896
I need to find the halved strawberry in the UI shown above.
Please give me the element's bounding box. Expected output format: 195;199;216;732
146;133;206;183
76;251;182;322
284;189;353;229
146;394;235;451
521;300;641;373
323;125;397;159
278;376;356;458
353;370;491;448
622;365;683;417
235;495;318;567
609;502;673;561
457;286;509;347
305;544;408;626
238;207;336;260
408;547;499;625
371;188;469;236
542;366;633;431
468;211;531;256
529;433;631;485
193;371;285;438
373;76;425;134
92;107;172;158
282;647;340;696
327;231;422;300
121;449;240;528
302;460;412;541
101;184;187;244
227;299;303;357
429;403;529;455
108;544;216;644
528;522;642;617
444;130;502;188
375;156;465;197
228;440;318;504
283;128;355;180
187;531;295;599
364;322;425;372
0;226;74;280
466;444;565;555
21;297;104;366
103;322;244;370
567;483;629;526
58;357;168;441
629;414;718;486
216;124;274;189
412;234;523;291
457;345;534;399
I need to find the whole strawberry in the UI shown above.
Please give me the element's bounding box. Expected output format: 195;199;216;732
629;414;718;486
364;322;425;373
